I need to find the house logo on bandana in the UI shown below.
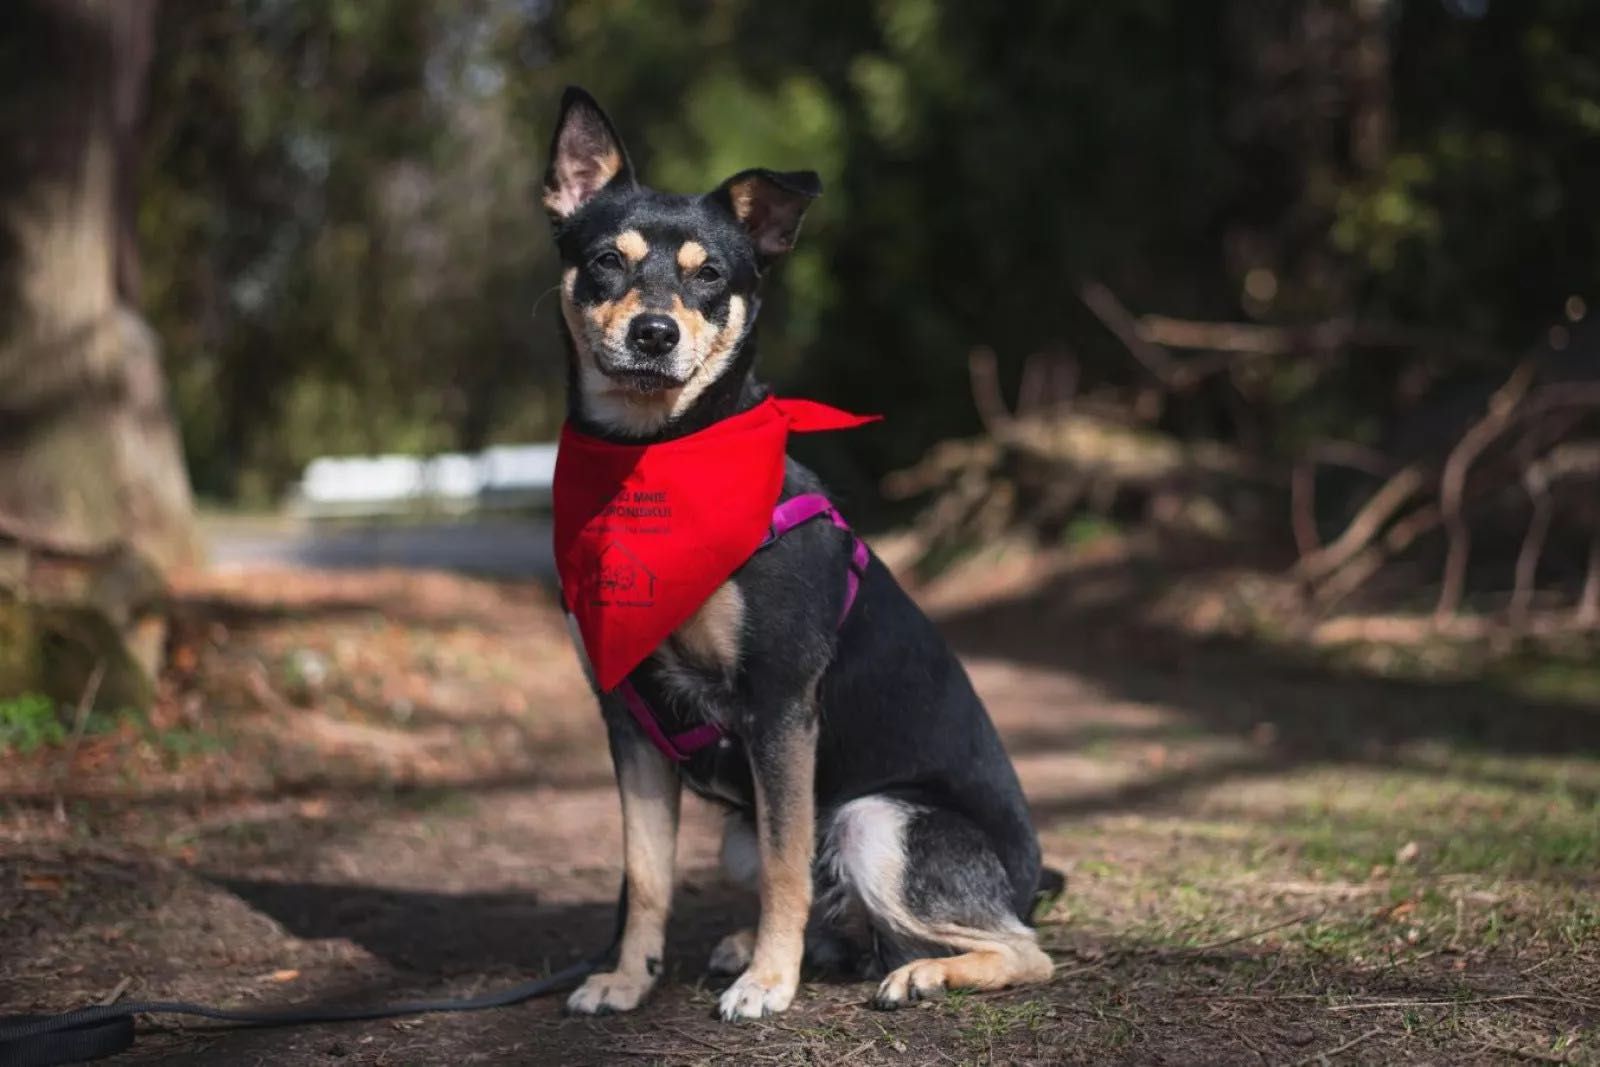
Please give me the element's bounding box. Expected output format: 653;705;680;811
592;541;656;607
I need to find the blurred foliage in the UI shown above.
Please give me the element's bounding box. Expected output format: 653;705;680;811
137;0;1600;506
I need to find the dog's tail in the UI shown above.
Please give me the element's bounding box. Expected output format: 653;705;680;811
1029;866;1067;924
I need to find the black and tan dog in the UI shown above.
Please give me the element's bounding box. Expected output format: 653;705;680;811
545;88;1056;1022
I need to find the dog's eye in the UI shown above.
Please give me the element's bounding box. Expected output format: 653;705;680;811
592;250;625;272
695;265;721;283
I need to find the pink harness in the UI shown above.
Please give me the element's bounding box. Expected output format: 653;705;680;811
615;493;868;762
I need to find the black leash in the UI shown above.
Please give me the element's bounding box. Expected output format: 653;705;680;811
0;885;625;1067
0;961;594;1067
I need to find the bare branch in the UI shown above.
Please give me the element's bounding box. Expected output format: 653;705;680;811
1510;491;1552;625
1079;281;1184;388
1435;361;1538;621
1291;460;1320;557
1298;465;1426;583
1138;315;1495;362
1436;371;1600;621
967;346;1013;434
1581;534;1600;627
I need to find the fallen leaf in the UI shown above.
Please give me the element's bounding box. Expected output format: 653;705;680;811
1395;840;1420;865
297;798;330;819
269;969;300;983
22;873;64;894
1376;898;1417;922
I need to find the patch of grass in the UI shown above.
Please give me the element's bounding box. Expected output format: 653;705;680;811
1272;805;1600;882
119;707;226;768
0;692;65;752
953;997;1056;1044
1062;514;1121;548
389;786;478;818
1491;654;1600;706
1317;630;1600;710
0;693;134;753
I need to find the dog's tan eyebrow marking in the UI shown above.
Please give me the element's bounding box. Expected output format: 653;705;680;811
676;241;708;273
616;229;649;264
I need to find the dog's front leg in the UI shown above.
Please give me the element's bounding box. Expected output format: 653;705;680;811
567;720;681;1015
718;709;818;1021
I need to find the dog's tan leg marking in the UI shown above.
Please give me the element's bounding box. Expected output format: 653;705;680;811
566;742;681;1015
708;927;756;975
671;581;744;672
717;716;817;1021
873;939;1054;1009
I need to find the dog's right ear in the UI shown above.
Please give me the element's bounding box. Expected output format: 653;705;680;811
543;87;635;223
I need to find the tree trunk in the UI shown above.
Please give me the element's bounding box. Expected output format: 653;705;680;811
0;0;196;708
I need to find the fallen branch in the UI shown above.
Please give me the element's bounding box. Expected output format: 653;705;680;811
1139;315;1495;362
1476;1041;1576;1064
1168;910;1323;957
1328;992;1599;1012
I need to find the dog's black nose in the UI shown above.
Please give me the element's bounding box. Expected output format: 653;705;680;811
627;314;680;357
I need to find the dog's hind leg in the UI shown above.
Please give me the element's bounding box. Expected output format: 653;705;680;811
710;809;863;978
566;722;681;1015
821;796;1053;1010
708;813;759;975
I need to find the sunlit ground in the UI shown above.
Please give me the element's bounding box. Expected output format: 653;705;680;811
2;536;1596;1065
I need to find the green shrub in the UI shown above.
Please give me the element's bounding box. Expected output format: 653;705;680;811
0;693;66;753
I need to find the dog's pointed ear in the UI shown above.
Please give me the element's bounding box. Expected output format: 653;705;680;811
708;169;822;263
543;87;635;223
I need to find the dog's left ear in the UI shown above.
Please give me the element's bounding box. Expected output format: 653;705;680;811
709;169;822;263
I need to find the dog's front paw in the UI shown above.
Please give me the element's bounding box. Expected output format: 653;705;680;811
716;968;797;1021
565;970;654;1016
707;929;755;976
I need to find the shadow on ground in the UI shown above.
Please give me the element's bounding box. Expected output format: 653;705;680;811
934;548;1600;828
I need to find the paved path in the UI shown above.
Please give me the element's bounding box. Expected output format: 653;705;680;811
205;518;556;578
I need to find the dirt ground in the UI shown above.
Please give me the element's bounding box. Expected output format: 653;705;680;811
3;536;1598;1065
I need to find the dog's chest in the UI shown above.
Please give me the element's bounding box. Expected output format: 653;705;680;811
666;581;746;675
658;580;754;805
568;579;754;805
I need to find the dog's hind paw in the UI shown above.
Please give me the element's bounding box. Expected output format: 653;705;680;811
707;929;755;976
565;970;654;1015
716;968;797;1021
871;958;950;1010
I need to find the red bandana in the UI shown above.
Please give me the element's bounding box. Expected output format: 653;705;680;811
553;396;878;691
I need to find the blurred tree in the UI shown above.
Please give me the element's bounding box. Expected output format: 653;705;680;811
0;0;196;707
132;0;1600;516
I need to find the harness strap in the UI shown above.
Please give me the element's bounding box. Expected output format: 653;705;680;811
622;492;865;763
618;682;724;761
